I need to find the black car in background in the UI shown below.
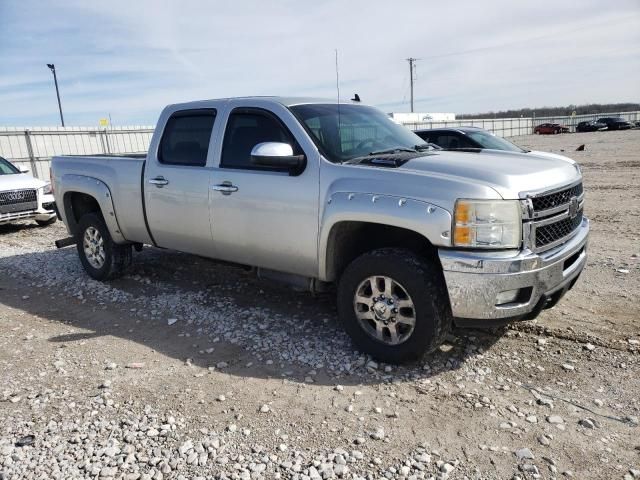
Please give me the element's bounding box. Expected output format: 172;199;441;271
414;126;527;152
576;120;607;132
596;117;632;130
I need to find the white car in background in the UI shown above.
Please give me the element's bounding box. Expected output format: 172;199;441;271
0;155;57;226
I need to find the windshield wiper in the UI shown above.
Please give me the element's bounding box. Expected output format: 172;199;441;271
368;147;417;155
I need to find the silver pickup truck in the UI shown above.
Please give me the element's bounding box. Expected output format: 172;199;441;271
52;97;589;363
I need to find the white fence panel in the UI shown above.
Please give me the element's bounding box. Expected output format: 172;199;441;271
0;126;153;179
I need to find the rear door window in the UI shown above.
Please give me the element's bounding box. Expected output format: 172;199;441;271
159;110;217;167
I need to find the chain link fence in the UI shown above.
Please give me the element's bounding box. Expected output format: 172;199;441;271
1;111;639;179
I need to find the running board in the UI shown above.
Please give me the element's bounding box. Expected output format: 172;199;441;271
255;268;331;295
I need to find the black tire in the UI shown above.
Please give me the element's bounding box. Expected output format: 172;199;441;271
35;217;56;227
76;213;132;281
337;248;452;364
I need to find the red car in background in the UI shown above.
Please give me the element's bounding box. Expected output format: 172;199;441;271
533;123;570;134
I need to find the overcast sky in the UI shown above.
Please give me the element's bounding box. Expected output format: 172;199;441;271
1;0;638;126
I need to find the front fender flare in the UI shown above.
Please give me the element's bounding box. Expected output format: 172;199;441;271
318;192;452;281
60;174;127;244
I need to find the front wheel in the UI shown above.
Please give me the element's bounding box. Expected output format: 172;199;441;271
337;248;452;364
76;213;132;281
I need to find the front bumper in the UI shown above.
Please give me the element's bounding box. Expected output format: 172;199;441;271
439;217;589;320
0;192;56;224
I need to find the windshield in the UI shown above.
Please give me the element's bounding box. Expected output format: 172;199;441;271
0;156;20;175
289;104;426;163
464;130;525;153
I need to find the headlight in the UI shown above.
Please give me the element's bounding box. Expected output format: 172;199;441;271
453;199;521;248
41;183;53;195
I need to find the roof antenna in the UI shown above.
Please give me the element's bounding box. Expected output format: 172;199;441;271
351;93;361;102
335;49;341;103
335;49;342;139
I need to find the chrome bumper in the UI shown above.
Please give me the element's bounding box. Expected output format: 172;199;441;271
439;217;589;320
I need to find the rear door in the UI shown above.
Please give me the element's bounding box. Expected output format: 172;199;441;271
208;101;320;277
144;107;221;255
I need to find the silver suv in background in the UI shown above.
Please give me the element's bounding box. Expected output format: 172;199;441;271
51;97;589;363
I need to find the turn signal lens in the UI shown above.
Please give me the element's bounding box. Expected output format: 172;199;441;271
454;202;471;224
453;225;471;245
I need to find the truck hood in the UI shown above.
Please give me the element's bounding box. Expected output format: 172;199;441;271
400;149;581;199
0;173;47;191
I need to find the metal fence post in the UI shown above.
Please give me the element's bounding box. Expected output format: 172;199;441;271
24;130;38;178
104;128;112;154
99;129;112;154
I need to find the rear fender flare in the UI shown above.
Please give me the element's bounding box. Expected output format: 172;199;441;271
61;174;126;243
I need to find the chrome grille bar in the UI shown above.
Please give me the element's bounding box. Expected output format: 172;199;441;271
521;181;585;252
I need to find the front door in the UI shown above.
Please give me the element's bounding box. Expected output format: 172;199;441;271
144;108;217;255
209;105;320;278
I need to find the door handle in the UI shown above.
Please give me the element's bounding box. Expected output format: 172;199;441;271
148;176;169;187
212;183;238;194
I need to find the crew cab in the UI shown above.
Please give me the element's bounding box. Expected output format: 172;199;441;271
51;97;589;363
0;155;56;226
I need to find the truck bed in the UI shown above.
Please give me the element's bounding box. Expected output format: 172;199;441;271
51;154;152;244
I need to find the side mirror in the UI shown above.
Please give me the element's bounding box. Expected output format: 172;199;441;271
18;165;30;173
250;142;306;175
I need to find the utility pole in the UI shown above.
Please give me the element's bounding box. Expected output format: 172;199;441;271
46;63;65;127
406;58;418;113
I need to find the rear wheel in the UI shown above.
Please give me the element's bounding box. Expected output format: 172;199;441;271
337;248;452;364
76;213;131;281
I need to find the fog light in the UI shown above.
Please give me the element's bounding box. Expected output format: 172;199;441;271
496;289;520;306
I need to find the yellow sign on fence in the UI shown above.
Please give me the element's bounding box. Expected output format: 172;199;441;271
99;118;109;127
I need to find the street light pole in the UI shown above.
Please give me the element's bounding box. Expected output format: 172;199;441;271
46;63;65;127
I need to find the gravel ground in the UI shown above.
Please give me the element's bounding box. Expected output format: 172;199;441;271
1;130;639;480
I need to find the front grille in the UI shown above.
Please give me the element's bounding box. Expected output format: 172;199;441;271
532;183;583;212
0;189;37;214
535;209;583;248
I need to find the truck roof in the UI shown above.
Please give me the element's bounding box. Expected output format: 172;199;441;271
167;96;349;110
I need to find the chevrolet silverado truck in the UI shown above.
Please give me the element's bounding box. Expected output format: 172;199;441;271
51;97;589;363
1;155;56;226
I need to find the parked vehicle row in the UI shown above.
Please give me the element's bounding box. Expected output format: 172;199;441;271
51;97;589;363
532;117;634;134
0;155;57;226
